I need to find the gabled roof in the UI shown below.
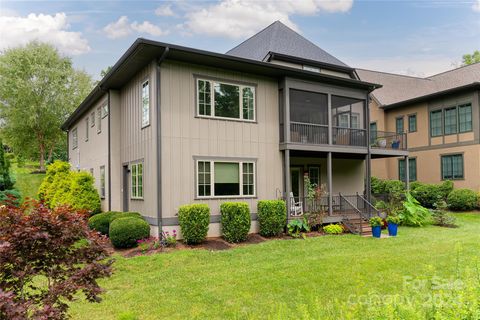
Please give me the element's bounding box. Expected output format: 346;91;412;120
356;62;480;108
226;21;349;68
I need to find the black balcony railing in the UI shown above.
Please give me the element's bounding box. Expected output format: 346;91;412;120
370;131;407;150
290;122;328;145
332;127;367;147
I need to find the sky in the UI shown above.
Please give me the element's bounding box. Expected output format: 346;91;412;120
1;0;479;79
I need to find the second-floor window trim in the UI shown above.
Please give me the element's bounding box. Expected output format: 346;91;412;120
196;78;256;122
395;116;404;134
85;118;89;141
430;102;472;137
97;107;102;134
72;128;78;149
100;165;106;199
142;80;150;128
408;114;417;132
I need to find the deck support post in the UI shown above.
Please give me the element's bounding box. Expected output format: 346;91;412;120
284;149;291;221
404;155;410;191
327;151;333;216
365;153;372;213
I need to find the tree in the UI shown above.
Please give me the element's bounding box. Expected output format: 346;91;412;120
0;42;93;171
0;201;113;319
0;140;14;191
462;50;480;66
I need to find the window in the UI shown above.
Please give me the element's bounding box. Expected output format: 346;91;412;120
351;114;360;129
197;79;255;121
72;128;78;149
444;107;457;135
441;154;463;180
97;107;101;133
196;160;255;198
131;162;143;199
338;113;349;128
399;158;417;182
142;80;150;127
370;122;378;145
91;112;95;127
101;102;109;118
308;167;320;186
85;118;89;141
396;117;404;134
408;114;417;132
100;165;105;199
430;110;442;137
459;103;472;132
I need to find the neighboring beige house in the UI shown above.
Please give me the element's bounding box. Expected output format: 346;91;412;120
63;22;404;237
357;63;480;190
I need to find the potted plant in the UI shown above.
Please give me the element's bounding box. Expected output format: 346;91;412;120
386;215;401;236
369;217;383;238
376;138;387;148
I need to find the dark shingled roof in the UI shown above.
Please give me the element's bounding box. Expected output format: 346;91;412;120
226;21;349;68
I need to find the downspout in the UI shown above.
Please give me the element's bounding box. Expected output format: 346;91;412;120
156;47;169;236
366;93;372;206
107;90;112;211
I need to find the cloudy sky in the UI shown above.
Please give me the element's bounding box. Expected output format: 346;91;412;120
1;0;479;79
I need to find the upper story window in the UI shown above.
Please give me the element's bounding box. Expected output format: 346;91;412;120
100;165;106;199
97;107;101;133
197;79;255;121
408;114;417;132
444;107;457;135
459;103;472;132
91;112;95;127
396;117;404;134
430;103;472;137
85;118;89;141
142;80;150;127
72;128;78;149
101;102;109;118
430;110;442;137
131;162;143;199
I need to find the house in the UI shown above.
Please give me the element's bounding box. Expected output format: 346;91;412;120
62;21;404;237
357;63;480;190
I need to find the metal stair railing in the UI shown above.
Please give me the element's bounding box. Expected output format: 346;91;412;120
339;193;364;235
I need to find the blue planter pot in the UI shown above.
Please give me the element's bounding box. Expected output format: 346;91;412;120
388;223;398;236
372;226;382;238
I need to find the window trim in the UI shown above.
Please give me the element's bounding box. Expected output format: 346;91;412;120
195;159;257;199
101;102;109;119
195;77;257;123
72;128;78;150
395;116;404;134
441;153;464;180
96;107;102;134
91;112;95;127
398;158;417;182
85;117;89;142
443;106;457;136
308;166;320;186
408;113;417;133
141;79;151;129
130;161;144;200
458;103;473;133
430;109;443;137
100;165;106;199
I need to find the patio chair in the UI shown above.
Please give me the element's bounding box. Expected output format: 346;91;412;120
289;192;303;216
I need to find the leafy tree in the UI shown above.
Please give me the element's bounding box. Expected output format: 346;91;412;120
0;140;14;191
0;201;113;319
0;42;93;172
462;50;480;65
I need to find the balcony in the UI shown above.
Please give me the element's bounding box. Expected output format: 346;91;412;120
290;122;367;147
370;131;407;151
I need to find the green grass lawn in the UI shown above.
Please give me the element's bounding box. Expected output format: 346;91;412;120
70;214;480;319
11;162;44;199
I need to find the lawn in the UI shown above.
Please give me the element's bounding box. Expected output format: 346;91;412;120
11;161;44;199
70;214;480;319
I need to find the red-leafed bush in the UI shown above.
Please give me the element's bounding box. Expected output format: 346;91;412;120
0;200;113;319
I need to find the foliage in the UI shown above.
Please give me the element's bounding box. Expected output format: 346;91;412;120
0;141;15;191
304;210;325;229
0;201;112;319
323;224;343;235
0;189;21;207
109;217;150;249
64;171;101;214
257;200;286;237
462;50;480;65
220;202;251;243
287;218;310;238
411;180;453;208
447;189;478;211
386;215;401;225
369;217;383;227
371;177;405;203
0;42;93;171
432;201;457;227
178;204;210;244
38;160;71;205
88;212;141;235
401;192;432;226
164;230;177;247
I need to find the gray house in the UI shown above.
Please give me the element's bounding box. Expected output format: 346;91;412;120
62;21;407;237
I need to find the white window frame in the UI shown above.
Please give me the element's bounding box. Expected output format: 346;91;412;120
101;102;109;118
141;80;150;128
196;159;256;199
91;112;95;127
72;128;78;149
100;165;106;199
196;78;256;122
131;162;144;200
97;107;102;133
85;117;89;142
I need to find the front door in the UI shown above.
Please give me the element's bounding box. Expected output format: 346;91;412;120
123;165;129;212
290;167;302;200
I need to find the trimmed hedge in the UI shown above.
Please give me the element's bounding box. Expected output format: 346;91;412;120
178;204;210;244
447;189;478;211
257;200;286;237
411;180;454;208
64;172;101;215
220;202;251;243
88;211;141;235
109;217;150;249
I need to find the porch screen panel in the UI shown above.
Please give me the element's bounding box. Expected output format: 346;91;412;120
331;96;365;129
289;89;328;125
214;162;240;196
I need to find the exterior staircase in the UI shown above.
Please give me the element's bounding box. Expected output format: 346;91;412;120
340;193;385;237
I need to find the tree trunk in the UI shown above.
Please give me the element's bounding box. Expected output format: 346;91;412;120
39;143;46;172
47;145;54;163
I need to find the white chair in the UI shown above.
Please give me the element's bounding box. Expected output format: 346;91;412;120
289;192;303;216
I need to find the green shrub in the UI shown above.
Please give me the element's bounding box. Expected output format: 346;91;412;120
287;218;310;238
438;180;454;198
109;217;150;248
257;200;286;237
371;177;405;200
410;180;453;208
323;224;343;234
369;217;383;227
220;202;251;243
447;189;478;211
371;176;385;194
386;215;401;224
88;211;141;235
0;189;21;207
64;171;101;214
38;160;70;202
401;192;432;226
178;204;210;244
432;201;457;227
0;140;14;191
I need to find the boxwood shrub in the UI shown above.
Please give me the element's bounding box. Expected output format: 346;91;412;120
178;204;210;244
257;200;286;237
411;180;454;208
447;189;478;211
88;211;141;235
109;217;150;248
220;202;251;243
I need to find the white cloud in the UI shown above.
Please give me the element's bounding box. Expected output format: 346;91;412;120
473;0;480;12
183;0;353;39
103;16;168;39
0;13;90;55
155;4;175;17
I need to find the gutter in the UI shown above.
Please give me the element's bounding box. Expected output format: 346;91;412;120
107;90;111;211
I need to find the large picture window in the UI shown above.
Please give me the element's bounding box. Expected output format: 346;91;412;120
142;80;150;127
197;79;255;121
196;160;255;198
441;154;463;180
131;162;143;199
